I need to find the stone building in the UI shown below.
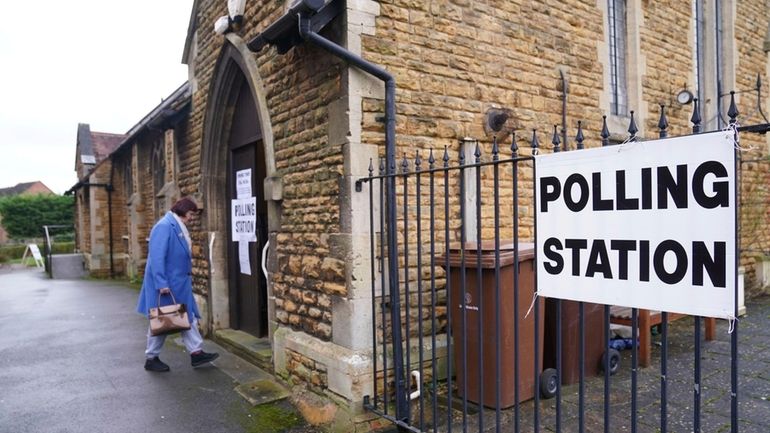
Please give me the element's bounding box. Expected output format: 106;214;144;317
73;0;770;431
69;84;191;278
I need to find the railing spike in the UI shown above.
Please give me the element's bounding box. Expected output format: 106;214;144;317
474;139;481;163
628;110;638;141
401;153;409;173
601;115;610;146
691;98;702;134
531;129;540;156
414;151;422;171
728;91;739;125
552;124;561;153
575;120;585;150
379;157;385;175
658;104;669;139
492;136;499;161
368;158;374;177
511;132;519;156
443;146;450;166
428;148;435;167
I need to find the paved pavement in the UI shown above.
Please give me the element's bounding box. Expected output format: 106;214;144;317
0;266;312;433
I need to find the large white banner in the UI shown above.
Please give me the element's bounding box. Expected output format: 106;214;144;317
535;131;736;319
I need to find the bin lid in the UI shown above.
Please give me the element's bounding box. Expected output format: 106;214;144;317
442;241;534;268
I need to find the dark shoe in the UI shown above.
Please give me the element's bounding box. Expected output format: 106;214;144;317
191;351;219;367
144;356;170;372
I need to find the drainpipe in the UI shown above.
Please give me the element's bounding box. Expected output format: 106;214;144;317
559;69;568;150
107;164;115;278
715;0;723;129
297;14;409;427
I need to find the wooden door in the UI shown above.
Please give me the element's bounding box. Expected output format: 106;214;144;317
226;79;268;337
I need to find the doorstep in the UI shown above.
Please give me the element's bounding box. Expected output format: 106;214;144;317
214;328;273;372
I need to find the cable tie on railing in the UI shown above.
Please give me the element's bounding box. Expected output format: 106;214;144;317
525;291;539;318
727;314;738;334
724;123;753;151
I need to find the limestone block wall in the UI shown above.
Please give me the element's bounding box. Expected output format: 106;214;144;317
85;161;113;277
109;151;130;278
75;188;90;254
735;0;770;294
185;0;347;342
361;0;770;297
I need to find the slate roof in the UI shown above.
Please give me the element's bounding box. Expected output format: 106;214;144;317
90;131;126;162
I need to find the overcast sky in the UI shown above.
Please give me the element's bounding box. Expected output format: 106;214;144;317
0;1;193;194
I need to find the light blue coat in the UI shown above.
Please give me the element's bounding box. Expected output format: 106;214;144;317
136;212;200;323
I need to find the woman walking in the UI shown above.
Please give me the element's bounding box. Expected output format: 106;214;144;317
136;197;218;372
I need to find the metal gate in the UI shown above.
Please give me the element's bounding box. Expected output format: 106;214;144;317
360;96;749;432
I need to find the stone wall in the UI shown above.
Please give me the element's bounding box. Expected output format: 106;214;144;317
109;150;131;277
735;0;770;294
84;161;114;277
361;0;770;296
185;0;348;341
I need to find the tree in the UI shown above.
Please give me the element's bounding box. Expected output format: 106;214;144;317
0;194;74;239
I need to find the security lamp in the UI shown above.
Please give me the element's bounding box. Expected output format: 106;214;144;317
228;0;246;25
214;15;230;35
676;89;694;105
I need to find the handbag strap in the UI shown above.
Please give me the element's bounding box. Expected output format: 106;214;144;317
156;290;179;306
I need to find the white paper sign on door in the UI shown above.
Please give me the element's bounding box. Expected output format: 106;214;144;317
236;169;252;199
238;241;251;275
231;197;257;242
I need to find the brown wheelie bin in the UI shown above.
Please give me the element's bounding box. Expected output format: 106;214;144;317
445;241;550;409
544;300;610;385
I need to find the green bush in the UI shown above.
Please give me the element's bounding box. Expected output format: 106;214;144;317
0;194;73;239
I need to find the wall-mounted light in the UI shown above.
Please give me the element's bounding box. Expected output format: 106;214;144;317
676;89;694;105
228;0;246;26
214;0;247;35
214;16;230;35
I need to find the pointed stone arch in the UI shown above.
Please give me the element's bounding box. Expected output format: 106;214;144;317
200;34;278;335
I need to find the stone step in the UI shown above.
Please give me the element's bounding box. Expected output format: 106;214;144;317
213;329;273;372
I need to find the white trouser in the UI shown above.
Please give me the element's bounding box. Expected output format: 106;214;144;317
145;320;203;359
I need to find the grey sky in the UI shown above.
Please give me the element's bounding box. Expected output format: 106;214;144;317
0;1;192;194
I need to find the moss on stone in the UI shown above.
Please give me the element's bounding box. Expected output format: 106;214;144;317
238;401;306;433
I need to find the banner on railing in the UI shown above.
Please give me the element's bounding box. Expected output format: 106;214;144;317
535;131;736;319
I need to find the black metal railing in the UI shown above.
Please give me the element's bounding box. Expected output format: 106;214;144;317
361;94;746;433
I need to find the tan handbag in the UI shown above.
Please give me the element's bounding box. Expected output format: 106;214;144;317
149;292;191;336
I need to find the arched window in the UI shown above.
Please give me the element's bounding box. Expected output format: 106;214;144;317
151;136;166;220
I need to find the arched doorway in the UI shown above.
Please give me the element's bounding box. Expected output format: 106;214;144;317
201;36;277;339
226;77;268;336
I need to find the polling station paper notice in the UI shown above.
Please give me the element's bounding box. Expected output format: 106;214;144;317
534;131;736;319
231;197;257;242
